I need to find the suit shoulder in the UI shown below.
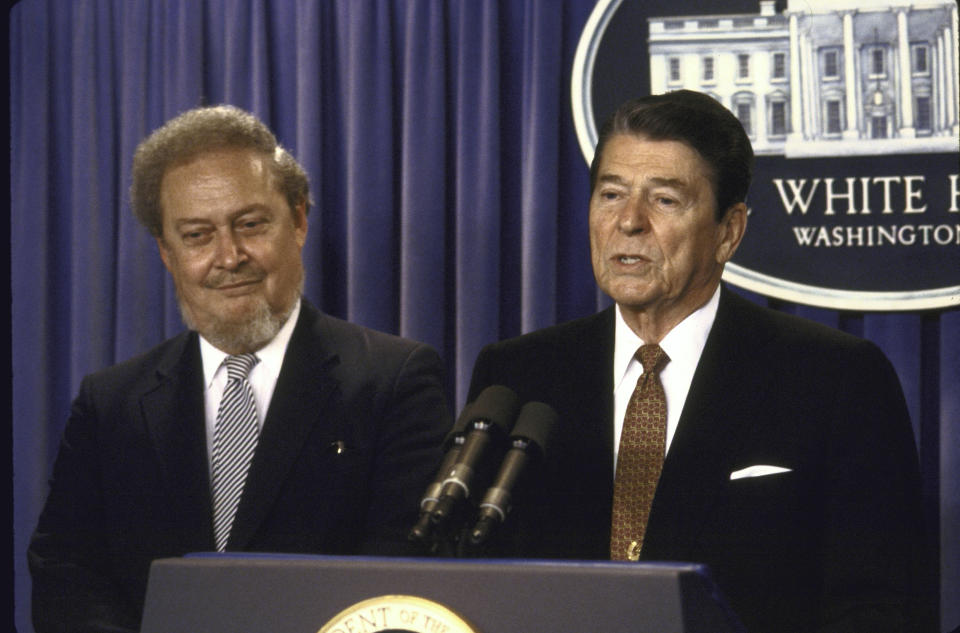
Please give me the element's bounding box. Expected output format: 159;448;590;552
468;309;613;402
299;307;441;376
722;289;888;362
81;331;195;392
478;309;612;357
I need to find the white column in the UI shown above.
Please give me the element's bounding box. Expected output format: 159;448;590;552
842;11;859;139
650;54;667;95
937;29;950;132
951;2;959;133
936;31;945;131
896;8;915;137
756;95;767;149
788;12;803;141
802;23;817;138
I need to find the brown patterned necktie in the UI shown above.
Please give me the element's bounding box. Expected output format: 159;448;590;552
610;344;669;561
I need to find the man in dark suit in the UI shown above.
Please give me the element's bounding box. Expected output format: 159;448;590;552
468;91;928;632
28;105;451;633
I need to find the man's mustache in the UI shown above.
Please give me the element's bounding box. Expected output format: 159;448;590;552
203;266;266;289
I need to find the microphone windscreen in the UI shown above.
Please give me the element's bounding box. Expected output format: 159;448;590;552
442;402;474;450
468;385;521;435
510;401;558;457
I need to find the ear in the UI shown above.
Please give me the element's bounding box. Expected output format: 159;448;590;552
715;202;747;265
292;201;308;248
155;236;173;273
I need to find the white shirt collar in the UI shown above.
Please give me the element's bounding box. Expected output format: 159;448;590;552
613;286;720;388
659;286;720;381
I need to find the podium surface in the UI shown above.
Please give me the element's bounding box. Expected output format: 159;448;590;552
142;554;743;633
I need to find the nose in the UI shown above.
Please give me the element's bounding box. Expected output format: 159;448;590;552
213;230;247;270
617;195;649;235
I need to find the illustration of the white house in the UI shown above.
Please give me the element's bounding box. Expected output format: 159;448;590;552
648;0;958;156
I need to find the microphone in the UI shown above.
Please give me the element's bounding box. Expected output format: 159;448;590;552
430;386;520;526
469;401;558;546
408;403;474;542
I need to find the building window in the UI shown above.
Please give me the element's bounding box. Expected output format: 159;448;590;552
912;44;930;75
872;115;887;139
770;101;788;136
669;57;681;83
772;52;786;80
869;47;885;77
702;57;715;83
823;49;840;80
737;54;750;80
916;96;932;131
736;102;753;135
826;100;842;135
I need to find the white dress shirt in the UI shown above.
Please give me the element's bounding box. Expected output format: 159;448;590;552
200;298;302;476
612;286;719;472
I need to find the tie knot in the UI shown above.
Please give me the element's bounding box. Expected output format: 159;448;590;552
223;353;259;381
637;344;668;375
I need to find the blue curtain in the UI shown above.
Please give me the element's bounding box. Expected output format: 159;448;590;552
9;1;958;631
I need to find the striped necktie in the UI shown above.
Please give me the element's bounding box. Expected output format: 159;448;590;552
610;344;669;561
212;353;261;551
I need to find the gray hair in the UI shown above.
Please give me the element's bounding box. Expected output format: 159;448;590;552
130;105;311;237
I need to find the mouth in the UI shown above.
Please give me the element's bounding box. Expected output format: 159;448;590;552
208;277;264;294
612;254;650;266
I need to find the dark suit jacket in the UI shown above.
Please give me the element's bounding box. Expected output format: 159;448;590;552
467;286;928;633
29;300;451;633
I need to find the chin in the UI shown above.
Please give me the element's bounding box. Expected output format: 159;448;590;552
179;298;280;353
605;283;659;305
218;300;266;322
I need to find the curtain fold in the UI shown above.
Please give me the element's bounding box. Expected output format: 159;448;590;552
10;1;958;631
519;0;561;333
398;0;448;346
340;1;398;332
452;0;503;398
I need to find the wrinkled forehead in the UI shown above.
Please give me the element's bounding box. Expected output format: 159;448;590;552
597;134;716;187
157;148;283;223
166;146;273;177
160;147;277;195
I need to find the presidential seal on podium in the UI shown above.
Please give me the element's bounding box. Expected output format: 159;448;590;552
318;595;479;633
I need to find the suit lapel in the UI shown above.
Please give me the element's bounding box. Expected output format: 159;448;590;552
577;308;616;502
643;288;777;558
227;302;340;549
140;332;216;551
551;308;615;557
580;309;617;552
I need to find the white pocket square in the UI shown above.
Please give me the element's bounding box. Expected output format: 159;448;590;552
729;465;792;480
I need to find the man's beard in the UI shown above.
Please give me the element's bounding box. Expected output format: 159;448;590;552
177;273;303;354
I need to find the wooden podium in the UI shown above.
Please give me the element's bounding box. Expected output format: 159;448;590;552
141;553;744;632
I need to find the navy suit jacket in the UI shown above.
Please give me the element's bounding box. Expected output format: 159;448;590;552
29;300;451;633
467;286;929;633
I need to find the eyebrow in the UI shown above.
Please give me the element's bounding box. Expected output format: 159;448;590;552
647;176;689;190
596;174;630;187
595;174;689;189
172;205;272;227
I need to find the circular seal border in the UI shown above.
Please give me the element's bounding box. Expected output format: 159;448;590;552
724;263;960;311
570;0;623;166
317;594;479;633
570;0;960;312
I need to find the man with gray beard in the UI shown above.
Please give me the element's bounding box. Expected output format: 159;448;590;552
28;106;452;633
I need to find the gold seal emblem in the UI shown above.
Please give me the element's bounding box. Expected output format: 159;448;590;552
318;595;479;633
